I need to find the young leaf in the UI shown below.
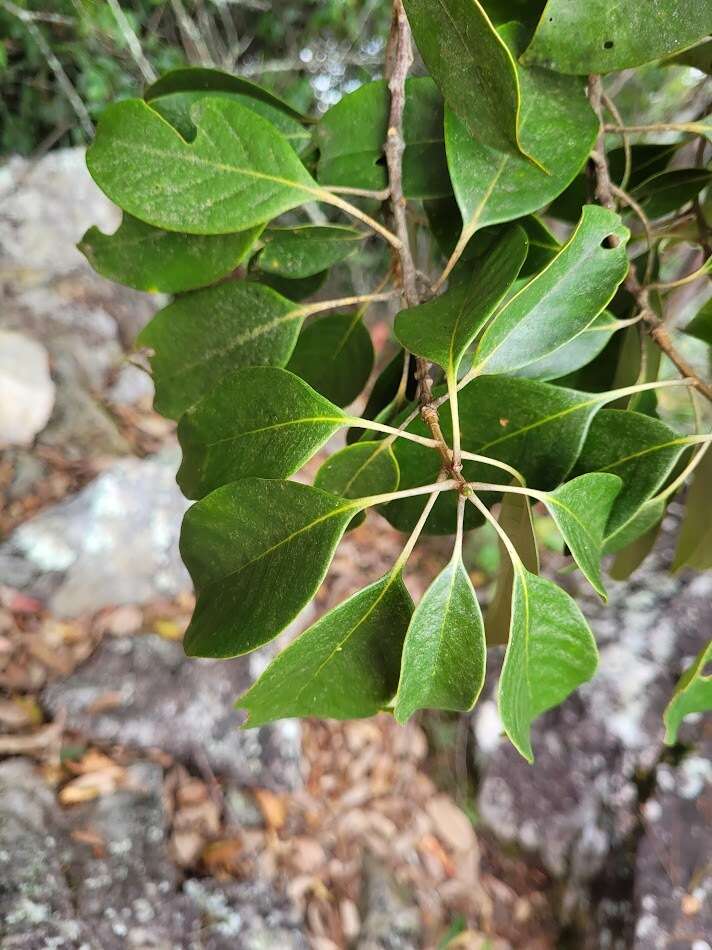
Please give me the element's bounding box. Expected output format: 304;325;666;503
663;641;712;745
87;98;320;234
314;441;400;529
683;298;712;347
499;568;599;762
137;281;303;420
78;214;261;294
395;540;486;721
513;311;622;382
256;225;365;279
236;572;413;725
394;226;528;374
316;78;451;199
542;473;622;598
177;367;347;499
181;479;360;658
671;447;712;572
522;0;712;74
445;55;597;248
286;313;374;408
485;493;539;646
472;206;629;376
402;0;527;159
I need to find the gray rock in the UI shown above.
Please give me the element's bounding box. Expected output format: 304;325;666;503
0;331;55;448
0;451;190;616
43;633;301;791
0;758;307;949
357;853;421;950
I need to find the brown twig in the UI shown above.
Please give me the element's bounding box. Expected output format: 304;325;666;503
588;76;617;214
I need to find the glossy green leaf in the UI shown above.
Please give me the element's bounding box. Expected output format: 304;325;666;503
472;206;629;376
522;0;712;74
394;226;528;374
78;214;261;293
314;441;400;530
683;298;712;346
514;311;622;382
177;367;347;499
499;567;598;762
386;377;614;533
445;56;597;246
542;473;622;598
87;98;321;234
256;225;365;278
518;216;561;276
395;549;486;721
137;281;305;420
672;447;712;572
286;312;374;408
634;168;712;220
182;479;361;658
486;492;539;647
236;571;413;724
315;78;451;199
663;641;712;745
255;270;326;301
403;0;526;159
573;409;698;537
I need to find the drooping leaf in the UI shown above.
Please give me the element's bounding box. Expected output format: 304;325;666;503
315;78;451;199
256;225;365;278
181;479;361;658
444;52;597;246
573;409;700;537
177;367;347;499
663;641;712;745
395;547;486;721
137;281;305;420
498;567;598;762
542;473;622;598
672;446;712;572
236;572;413;724
485;491;539;647
386;377;615;533
633;168;712;220
683;298;712;346
402;0;527;159
78;214;261;293
521;0;712;74
87;98;322;235
286;312;374;408
514;311;622;382
314;441;400;529
472;206;629;376
395;226;528;374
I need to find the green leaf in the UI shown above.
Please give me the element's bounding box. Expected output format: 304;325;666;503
395;548;486;721
181;478;360;658
137;281;305;420
402;0;527;159
522;0;712;74
386;377;614;534
236;572;413;725
256;225;365;278
666;38;712;74
672;447;712;572
609;506;665;580
633;168;712;220
286;312;374;408
394;225;528;374
472;206;629;376
683;298;712;346
518;216;561;276
514;311;622;382
604;497;667;557
315;78;451;199
663;641;712;745
177;367;347;499
314;441;400;530
542;473;622;598
499;568;598;761
87;98;321;235
78;214;261;293
255;270;326;301
444;54;597;247
573;409;698;537
346;349;416;445
486;492;539;646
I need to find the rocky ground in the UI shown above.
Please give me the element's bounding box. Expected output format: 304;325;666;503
0;149;709;950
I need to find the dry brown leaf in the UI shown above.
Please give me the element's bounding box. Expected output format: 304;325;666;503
99;605;143;637
0;717;63;758
172;830;205;868
201;837;244;877
426;795;477;853
253;788;286;831
59;767;124;805
70;827;107;857
86;691;125;715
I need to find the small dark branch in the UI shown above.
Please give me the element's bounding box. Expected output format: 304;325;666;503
588;75;617;214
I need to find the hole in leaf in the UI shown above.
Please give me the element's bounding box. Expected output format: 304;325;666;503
600;234;620;249
603;40;614;49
